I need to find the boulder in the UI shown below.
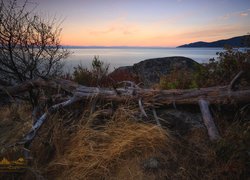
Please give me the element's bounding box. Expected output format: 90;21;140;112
133;56;200;86
109;56;200;87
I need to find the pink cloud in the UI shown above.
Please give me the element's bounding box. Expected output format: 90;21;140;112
240;12;248;17
88;18;139;36
220;9;250;20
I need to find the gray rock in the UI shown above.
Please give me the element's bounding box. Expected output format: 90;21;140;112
109;56;200;87
133;56;200;87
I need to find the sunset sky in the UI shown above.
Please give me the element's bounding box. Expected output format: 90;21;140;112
24;0;250;47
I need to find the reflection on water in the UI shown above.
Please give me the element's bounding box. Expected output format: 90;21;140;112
63;47;225;73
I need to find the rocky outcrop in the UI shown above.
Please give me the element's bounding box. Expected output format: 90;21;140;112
133;56;199;86
109;56;200;87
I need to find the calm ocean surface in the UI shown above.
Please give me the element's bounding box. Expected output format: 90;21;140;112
64;47;225;72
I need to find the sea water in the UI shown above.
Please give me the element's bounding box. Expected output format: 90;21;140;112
64;47;225;73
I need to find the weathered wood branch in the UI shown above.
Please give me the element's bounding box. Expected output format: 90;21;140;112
142;87;250;106
152;108;162;127
1;78;250;106
18;96;79;147
4;98;73;153
198;99;221;141
0;78;79;98
228;71;245;91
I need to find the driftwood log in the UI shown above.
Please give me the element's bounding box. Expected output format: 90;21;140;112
1;78;250;106
1;75;249;149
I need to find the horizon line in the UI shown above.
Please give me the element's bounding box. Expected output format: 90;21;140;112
62;45;177;48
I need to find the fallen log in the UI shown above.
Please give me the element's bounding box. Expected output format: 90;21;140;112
0;78;79;99
142;88;250;106
1;78;249;105
2;77;250;149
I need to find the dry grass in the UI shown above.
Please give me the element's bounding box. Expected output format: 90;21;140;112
0;103;249;180
44;108;173;179
0;104;33;180
0;104;32;151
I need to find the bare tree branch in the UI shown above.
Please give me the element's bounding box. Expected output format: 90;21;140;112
0;0;70;106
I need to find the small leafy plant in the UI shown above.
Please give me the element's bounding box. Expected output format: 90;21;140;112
73;56;110;86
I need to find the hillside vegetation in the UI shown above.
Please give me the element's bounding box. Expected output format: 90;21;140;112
178;35;249;48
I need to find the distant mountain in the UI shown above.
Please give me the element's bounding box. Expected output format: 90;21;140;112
178;35;249;48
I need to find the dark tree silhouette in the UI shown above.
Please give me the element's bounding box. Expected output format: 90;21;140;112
0;0;69;106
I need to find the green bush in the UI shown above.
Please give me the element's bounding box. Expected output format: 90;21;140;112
160;46;250;89
159;67;198;90
73;56;110;86
195;47;250;87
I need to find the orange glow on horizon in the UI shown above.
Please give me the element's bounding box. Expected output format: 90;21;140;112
58;1;250;47
23;0;250;47
60;23;248;47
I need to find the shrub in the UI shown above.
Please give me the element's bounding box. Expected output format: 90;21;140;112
195;47;250;87
159;68;198;89
73;56;110;87
160;46;250;89
73;65;93;85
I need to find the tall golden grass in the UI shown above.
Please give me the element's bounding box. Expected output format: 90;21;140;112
0;104;249;179
44;108;172;179
0;104;32;150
